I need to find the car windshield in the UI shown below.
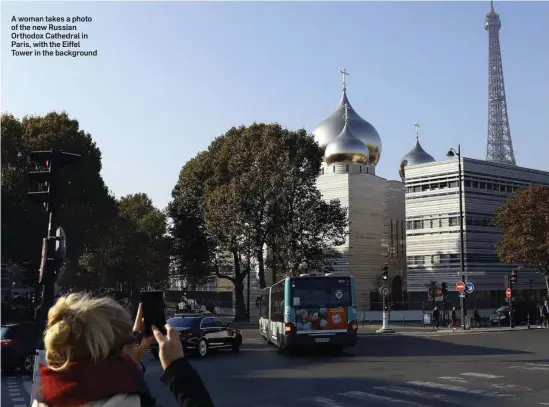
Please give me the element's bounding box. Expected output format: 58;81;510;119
167;317;195;328
290;277;352;307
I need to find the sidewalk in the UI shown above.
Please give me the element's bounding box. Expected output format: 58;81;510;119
358;322;533;335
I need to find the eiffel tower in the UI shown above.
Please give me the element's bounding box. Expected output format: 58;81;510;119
485;0;516;165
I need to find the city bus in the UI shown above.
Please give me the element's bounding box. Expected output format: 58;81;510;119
258;272;357;352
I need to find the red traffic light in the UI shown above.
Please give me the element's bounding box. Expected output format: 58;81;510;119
45;160;50;167
511;269;517;276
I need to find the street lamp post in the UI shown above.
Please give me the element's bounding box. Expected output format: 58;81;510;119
446;145;467;329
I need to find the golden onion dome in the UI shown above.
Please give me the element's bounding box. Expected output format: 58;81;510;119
313;69;382;165
325;104;369;165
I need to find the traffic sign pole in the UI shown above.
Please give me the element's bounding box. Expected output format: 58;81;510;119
377;275;394;334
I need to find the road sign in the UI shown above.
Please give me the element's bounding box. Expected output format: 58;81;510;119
379;286;391;297
465;282;474;294
459;291;466;298
456;281;465;292
506;288;512;298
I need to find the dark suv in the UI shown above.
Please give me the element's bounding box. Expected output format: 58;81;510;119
1;321;38;374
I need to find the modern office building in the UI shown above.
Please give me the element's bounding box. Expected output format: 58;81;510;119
404;157;549;307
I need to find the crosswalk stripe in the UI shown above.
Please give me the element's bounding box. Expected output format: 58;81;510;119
305;397;348;407
490;383;532;391
406;381;514;398
509;365;549;372
373;386;462;404
438;376;468;383
340;390;431;406
460;372;502;379
526;363;549;367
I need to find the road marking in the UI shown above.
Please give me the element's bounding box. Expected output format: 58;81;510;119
23;381;32;394
438;376;468;383
406;381;514;398
490;384;532;391
373;386;462;404
509;365;549;372
304;397;348;407
14;405;27;407
460;373;503;379
9;392;21;396
341;390;431;406
12;398;25;402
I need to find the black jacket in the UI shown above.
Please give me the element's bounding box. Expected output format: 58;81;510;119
161;358;215;407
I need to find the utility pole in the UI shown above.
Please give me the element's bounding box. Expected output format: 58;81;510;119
27;149;80;390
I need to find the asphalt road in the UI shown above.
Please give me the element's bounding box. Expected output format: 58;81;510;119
3;328;548;407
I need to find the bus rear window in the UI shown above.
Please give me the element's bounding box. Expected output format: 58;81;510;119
290;277;352;307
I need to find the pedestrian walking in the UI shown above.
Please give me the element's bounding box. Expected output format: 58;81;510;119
432;305;440;330
472;308;481;328
542;300;549;328
449;307;457;331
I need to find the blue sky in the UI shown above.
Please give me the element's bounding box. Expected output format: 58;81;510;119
3;1;548;210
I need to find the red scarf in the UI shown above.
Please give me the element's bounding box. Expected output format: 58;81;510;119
35;356;155;407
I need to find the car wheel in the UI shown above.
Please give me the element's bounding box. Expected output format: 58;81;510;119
197;339;208;357
21;353;35;374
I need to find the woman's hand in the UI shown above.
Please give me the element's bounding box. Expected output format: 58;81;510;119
152;324;184;370
123;303;154;362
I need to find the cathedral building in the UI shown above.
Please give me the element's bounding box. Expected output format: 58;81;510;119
312;70;407;311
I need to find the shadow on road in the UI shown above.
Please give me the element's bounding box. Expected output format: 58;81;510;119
347;335;532;358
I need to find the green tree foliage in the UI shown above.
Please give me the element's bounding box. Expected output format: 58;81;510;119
169;123;348;321
1;112;117;283
494;184;549;294
167;151;218;290
77;193;171;303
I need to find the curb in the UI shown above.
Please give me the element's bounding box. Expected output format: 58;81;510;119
358;326;532;336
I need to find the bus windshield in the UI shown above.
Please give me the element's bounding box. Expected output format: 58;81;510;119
290;277;352;308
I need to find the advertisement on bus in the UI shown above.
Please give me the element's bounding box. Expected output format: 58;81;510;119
291;277;353;332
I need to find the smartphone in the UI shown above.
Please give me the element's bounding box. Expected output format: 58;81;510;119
140;291;166;336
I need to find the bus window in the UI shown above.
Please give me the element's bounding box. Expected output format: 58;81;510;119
290;277;352;308
270;283;284;322
259;290;269;319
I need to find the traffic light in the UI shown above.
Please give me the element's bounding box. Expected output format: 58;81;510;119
441;282;448;301
28;149;81;214
382;264;389;281
38;227;67;284
509;269;518;284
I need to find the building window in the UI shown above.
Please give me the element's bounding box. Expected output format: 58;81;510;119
333;166;335;173
321;168;324;175
465;180;471;188
346;164;349;173
359;166;362;173
413;220;423;229
449;216;459;227
449;181;458;188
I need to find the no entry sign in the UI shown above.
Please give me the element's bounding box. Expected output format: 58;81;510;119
506;288;512;298
456;281;465;292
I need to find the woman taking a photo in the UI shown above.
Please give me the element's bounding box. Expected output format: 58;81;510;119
32;292;215;407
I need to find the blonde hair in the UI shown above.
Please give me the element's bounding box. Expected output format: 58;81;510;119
44;292;133;371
